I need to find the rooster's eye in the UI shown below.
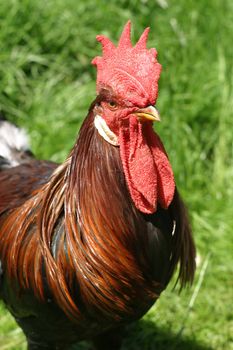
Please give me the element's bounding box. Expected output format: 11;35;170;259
107;101;118;110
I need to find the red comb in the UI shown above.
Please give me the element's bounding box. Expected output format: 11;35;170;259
92;21;162;106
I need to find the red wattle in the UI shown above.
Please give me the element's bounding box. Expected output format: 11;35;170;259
119;116;175;214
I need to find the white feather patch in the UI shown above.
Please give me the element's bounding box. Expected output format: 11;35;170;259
0;120;30;166
94;115;119;146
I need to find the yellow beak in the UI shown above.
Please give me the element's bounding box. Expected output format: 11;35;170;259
134;105;160;122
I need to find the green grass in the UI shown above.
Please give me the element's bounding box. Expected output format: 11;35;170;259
0;0;232;349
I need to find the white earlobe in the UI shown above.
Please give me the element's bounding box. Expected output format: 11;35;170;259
94;115;119;146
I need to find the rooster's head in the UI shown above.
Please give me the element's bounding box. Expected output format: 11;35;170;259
92;21;175;214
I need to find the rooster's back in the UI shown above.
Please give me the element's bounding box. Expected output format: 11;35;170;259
0;116;57;215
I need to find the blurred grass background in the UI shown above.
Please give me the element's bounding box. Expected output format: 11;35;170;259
0;0;232;349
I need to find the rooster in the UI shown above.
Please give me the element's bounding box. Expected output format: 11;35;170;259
0;22;195;350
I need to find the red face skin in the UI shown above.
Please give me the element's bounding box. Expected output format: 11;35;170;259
98;102;135;134
93;90;145;136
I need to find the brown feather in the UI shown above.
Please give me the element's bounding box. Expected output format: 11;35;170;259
0;98;195;340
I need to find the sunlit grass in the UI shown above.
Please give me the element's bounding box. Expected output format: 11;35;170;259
0;0;232;349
